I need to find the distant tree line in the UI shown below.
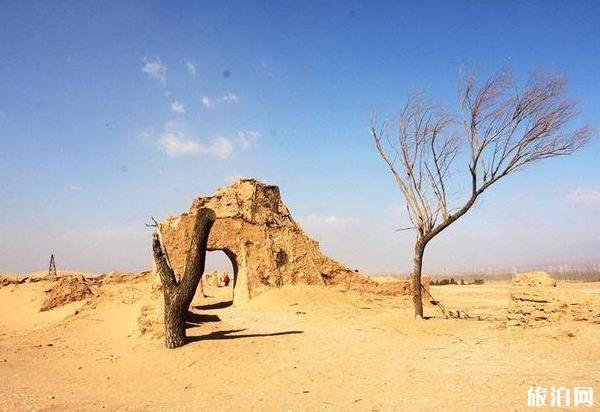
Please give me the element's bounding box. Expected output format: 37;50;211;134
430;278;484;286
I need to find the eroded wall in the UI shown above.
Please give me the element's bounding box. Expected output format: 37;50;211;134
159;179;361;302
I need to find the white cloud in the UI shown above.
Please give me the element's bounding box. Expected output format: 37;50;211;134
208;137;234;159
160;131;202;157
236;130;260;149
201;95;215;108
67;185;82;191
185;60;196;76
152;122;256;159
221;93;239;103
200;93;239;108
170;101;186;113
141;57;166;85
568;187;600;210
157;122;233;159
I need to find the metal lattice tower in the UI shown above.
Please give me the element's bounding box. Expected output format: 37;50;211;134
48;254;57;277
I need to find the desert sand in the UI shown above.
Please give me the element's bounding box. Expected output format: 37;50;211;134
1;274;599;411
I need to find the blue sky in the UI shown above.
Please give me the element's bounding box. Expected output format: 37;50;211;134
1;1;599;274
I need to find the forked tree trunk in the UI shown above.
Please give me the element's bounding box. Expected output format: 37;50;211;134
412;241;426;319
152;208;216;348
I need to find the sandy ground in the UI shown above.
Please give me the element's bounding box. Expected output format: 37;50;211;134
1;278;599;411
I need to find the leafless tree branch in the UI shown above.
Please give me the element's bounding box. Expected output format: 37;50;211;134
372;69;592;318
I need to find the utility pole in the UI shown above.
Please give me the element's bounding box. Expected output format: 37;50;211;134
48;254;57;277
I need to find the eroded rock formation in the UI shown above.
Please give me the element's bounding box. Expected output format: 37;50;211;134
158;179;401;302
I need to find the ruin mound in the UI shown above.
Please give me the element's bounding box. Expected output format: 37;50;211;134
40;276;99;312
158;179;412;302
507;271;600;326
511;271;557;287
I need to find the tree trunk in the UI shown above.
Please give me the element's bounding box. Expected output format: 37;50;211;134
412;241;426;319
164;293;186;349
152;208;216;349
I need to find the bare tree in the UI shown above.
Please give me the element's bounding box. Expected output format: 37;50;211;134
371;70;591;318
152;208;216;348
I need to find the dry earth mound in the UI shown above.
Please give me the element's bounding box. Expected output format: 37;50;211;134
507;271;600;326
36;272;151;312
158;179;414;302
40;276;100;312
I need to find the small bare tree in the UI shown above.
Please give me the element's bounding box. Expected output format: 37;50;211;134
371;70;591;318
152;208;216;348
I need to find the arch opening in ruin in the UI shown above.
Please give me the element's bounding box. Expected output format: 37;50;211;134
202;248;245;305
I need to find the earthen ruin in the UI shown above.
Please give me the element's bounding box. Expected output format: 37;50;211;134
507;271;600;326
158;179;411;303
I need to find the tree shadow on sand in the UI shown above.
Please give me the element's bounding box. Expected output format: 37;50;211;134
187;328;303;342
193;301;233;310
185;311;221;329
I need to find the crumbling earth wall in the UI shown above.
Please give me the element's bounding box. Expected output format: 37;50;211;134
158;179;408;303
507;271;600;326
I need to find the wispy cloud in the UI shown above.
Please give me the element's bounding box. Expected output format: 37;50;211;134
170;101;185;113
200;93;239;108
160;132;202;157
67;185;82;191
157;122;233;159
568;187;600;210
185;60;196;76
237;130;260;149
141;57;166;85
200;95;215;108
208;137;234;159
221;93;239;103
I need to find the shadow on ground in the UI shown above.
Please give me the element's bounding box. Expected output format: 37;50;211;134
187;328;303;342
186;311;221;328
194;301;234;310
